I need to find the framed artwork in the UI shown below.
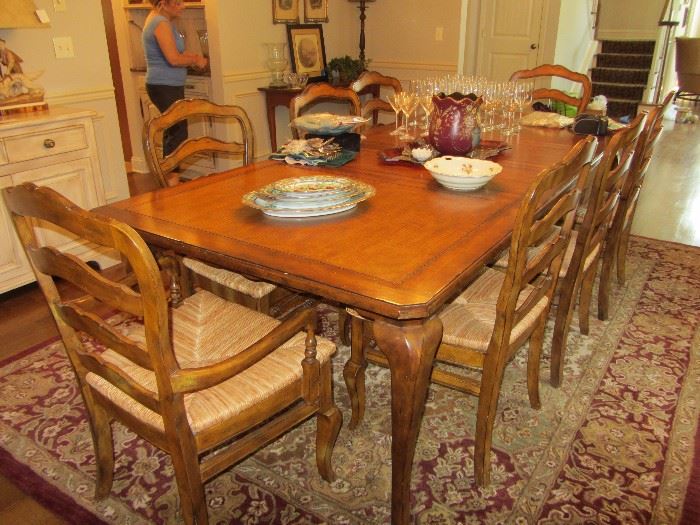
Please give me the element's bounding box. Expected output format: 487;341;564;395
304;0;328;23
286;24;327;81
272;0;300;24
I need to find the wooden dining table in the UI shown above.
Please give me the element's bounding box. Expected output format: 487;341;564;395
97;124;587;524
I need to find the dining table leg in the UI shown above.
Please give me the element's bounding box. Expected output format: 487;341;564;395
372;316;443;525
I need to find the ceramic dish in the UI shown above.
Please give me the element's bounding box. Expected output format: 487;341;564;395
291;113;369;135
424;156;502;191
243;176;375;217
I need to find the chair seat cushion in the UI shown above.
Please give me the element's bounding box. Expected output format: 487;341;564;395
182;257;276;299
439;268;549;351
86;290;335;434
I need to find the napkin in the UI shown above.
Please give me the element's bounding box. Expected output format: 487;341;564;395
521;111;574;128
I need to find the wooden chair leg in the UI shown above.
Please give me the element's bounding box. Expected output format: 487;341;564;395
474;393;496;486
171;430;208;525
616;222;633;285
169;451;198;525
343;316;369;429
526;314;547;410
578;264;597;336
549;276;578;387
473;357;507;487
598;242;614;322
89;401;114;500
338;308;350;345
316;360;342;482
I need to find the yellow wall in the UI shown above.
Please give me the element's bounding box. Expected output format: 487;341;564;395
0;0;129;203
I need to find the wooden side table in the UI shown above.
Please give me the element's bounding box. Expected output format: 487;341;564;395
257;86;303;152
258;84;381;151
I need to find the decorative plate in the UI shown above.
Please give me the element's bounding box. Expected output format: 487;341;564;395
291;113;369;135
243;176;375;217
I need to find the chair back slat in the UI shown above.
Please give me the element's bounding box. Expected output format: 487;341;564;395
144;98;255;188
30;246;143;316
157;136;247;176
491;136;597;354
351;71;403;121
510;64;593;114
57;303;152;370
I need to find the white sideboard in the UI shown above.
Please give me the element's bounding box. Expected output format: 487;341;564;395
0;107;117;293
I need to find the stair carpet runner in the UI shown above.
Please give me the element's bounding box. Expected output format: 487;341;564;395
592;40;655;119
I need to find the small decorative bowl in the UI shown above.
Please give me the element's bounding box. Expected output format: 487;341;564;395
424;156;502;191
411;147;433;163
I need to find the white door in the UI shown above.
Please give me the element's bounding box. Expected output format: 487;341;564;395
476;0;545;80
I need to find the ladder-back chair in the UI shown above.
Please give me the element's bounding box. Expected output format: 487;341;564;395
510;64;593;115
2;182;342;525
344;136;597;486
143;98;281;313
548;113;647;387
602;91;675;287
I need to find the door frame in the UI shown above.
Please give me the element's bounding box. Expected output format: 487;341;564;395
100;0;132;162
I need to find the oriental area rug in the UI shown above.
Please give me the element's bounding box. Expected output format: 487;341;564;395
0;236;698;524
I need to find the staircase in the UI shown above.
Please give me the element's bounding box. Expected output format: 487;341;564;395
592;40;656;119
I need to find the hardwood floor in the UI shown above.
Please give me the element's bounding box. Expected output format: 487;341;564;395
0;116;698;523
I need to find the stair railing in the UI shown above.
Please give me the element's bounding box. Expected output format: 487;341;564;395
655;0;680;103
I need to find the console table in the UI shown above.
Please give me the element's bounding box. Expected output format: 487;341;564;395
258;84;381;151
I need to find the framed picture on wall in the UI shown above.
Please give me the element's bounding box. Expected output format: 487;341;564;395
272;0;300;24
304;0;328;23
286;24;327;82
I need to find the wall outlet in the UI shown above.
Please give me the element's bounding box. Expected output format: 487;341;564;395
53;36;74;59
435;26;444;41
53;0;67;12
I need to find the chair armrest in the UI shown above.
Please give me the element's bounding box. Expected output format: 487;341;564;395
170;307;316;393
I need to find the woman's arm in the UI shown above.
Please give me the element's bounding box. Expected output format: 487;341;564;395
153;19;207;69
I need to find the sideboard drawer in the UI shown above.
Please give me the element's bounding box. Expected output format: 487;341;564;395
5;124;88;163
0;141;7;165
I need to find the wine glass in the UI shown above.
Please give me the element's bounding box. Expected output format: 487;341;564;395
502;82;519;137
399;91;418;140
419;92;434;136
388;92;405;136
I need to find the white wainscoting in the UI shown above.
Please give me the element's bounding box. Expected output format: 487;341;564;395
46;88;130;203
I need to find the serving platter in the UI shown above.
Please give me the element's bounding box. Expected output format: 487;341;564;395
291;113;369;135
243;175;375;217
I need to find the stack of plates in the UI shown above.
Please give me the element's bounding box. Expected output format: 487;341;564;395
242;175;375;218
291;113;369;135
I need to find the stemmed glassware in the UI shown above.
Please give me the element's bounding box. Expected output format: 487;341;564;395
417;80;435;136
387;92;404;136
514;80;534;132
398;91;418;140
387;74;536;143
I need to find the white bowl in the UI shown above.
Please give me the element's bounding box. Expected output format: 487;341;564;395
424;156;502;191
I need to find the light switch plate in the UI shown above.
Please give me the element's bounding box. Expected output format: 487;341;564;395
53;37;74;59
35;9;50;24
53;0;67;12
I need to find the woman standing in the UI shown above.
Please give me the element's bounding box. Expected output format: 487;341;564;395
143;0;207;156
